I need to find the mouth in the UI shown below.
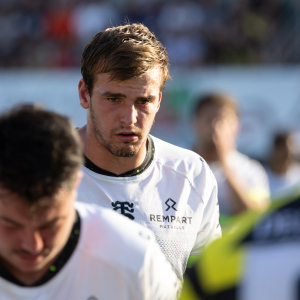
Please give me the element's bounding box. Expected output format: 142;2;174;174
118;133;137;136
17;253;42;262
115;132;139;142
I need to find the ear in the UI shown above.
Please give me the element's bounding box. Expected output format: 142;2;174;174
78;78;90;109
157;93;162;111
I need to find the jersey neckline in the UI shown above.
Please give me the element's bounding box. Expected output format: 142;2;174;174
0;211;81;287
84;135;155;177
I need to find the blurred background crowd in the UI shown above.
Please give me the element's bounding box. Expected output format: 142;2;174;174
1;0;300;204
1;0;300;68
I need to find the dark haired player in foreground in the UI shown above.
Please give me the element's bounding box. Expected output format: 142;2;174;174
77;23;221;280
0;104;180;300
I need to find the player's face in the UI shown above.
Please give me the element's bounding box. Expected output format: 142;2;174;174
195;104;239;146
0;187;76;281
79;68;162;157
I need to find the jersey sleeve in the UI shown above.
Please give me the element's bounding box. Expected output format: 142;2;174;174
190;162;222;256
142;241;181;300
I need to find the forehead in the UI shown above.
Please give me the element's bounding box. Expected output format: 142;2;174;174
198;104;237;118
0;188;64;222
93;68;162;95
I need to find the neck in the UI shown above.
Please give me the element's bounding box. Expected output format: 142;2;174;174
0;259;54;286
79;125;147;175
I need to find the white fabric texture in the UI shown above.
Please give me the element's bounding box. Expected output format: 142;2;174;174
0;202;180;300
209;150;270;215
265;163;300;199
77;135;221;279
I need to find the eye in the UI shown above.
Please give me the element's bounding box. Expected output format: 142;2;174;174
40;222;60;232
137;98;152;105
107;98;119;103
0;221;21;230
4;224;20;230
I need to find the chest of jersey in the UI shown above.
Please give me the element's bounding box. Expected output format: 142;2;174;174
77;167;206;278
0;252;146;300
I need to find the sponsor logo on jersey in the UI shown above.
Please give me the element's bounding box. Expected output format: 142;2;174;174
150;215;192;224
149;198;192;230
111;201;135;220
165;198;177;211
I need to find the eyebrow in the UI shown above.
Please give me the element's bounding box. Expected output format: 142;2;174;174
0;216;63;228
101;91;156;102
101;91;127;98
0;217;22;227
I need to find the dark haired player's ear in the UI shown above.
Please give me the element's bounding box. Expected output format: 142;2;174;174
78;79;90;109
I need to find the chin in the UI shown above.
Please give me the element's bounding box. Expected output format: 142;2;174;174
113;148;138;157
110;144;142;157
18;258;46;271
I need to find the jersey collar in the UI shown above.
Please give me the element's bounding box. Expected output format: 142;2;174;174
84;135;155;177
0;211;81;287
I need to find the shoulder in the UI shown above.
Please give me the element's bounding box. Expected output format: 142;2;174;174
152;136;216;198
75;202;158;270
230;151;269;187
151;135;211;178
231;151;266;173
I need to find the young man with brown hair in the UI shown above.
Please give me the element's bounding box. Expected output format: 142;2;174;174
0;104;180;300
193;93;270;217
77;23;221;280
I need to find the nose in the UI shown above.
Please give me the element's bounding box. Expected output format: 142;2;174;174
21;229;44;254
120;103;138;126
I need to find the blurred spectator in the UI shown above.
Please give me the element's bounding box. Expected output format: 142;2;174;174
0;0;297;68
71;0;120;46
181;184;300;300
192;93;270;216
157;0;206;66
265;132;300;198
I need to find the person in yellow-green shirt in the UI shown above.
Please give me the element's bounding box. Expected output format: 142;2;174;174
181;184;300;300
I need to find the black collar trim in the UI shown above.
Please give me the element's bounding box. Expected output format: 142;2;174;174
84;136;155;177
0;211;81;287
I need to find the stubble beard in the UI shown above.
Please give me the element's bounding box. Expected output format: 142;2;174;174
90;105;152;157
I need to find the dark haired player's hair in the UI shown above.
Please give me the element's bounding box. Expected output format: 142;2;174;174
194;93;239;117
0;104;83;205
81;23;170;95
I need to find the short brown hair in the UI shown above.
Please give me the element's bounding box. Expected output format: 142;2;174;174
0;104;83;205
194;93;239;116
273;132;291;148
81;23;170;95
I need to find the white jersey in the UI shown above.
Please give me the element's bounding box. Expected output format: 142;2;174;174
265;163;300;198
0;202;180;300
77;135;221;279
209;150;270;215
